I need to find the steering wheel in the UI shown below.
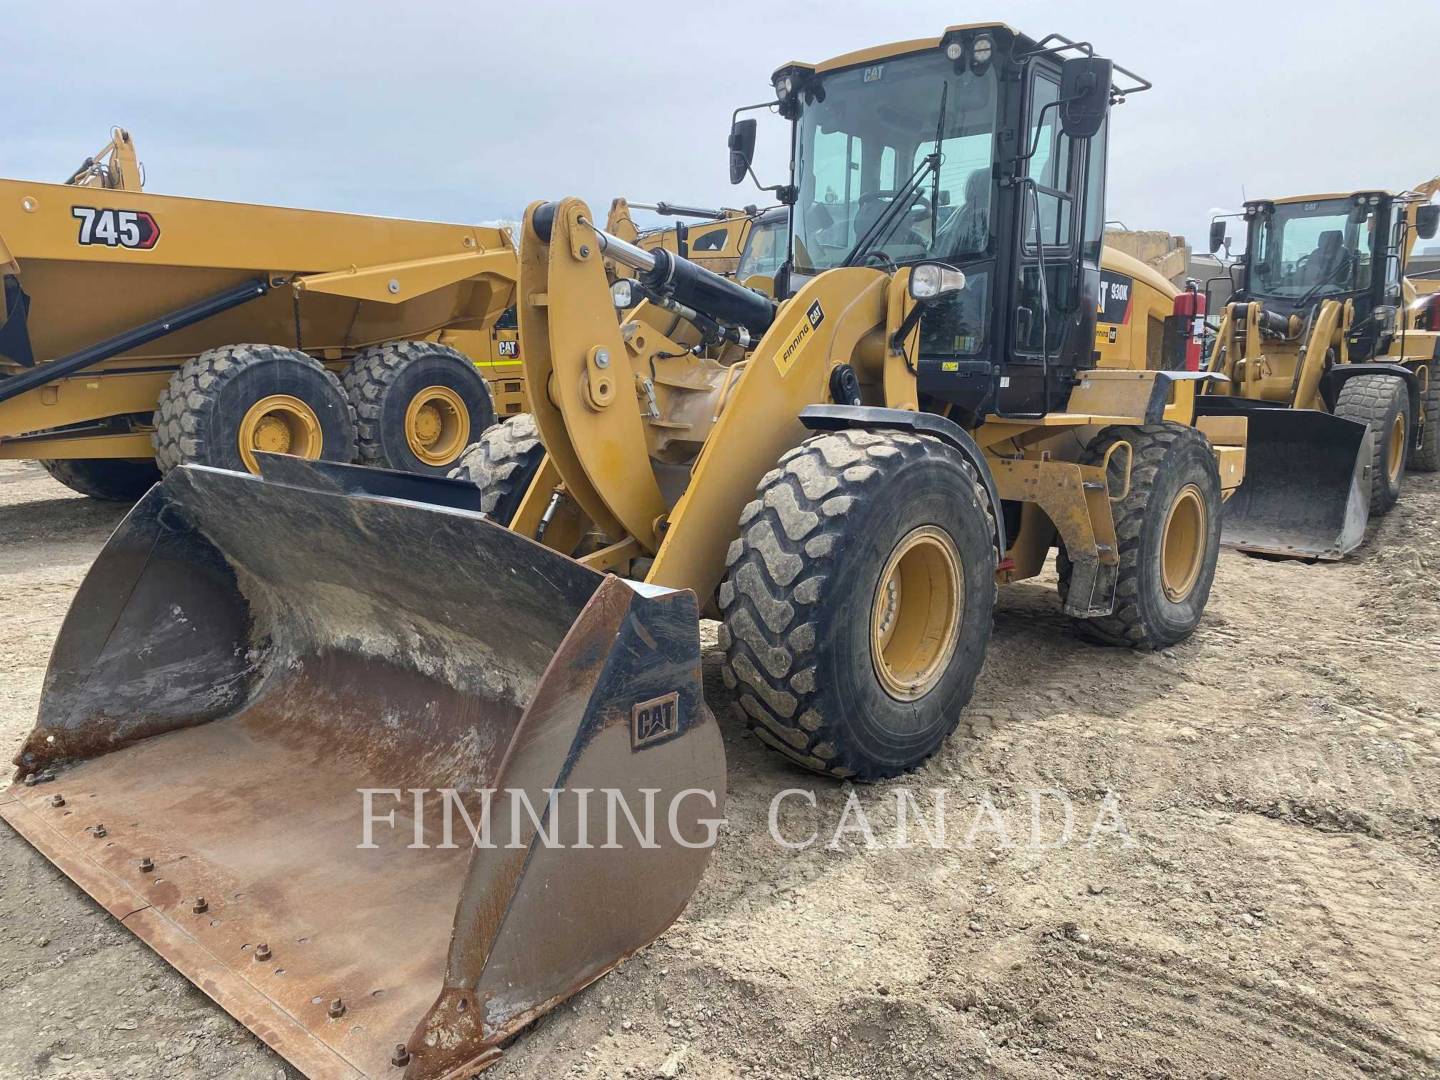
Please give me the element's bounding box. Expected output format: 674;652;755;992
858;189;932;218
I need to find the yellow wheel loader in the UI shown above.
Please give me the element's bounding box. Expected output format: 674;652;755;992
0;130;521;498
1201;184;1440;557
3;25;1251;1079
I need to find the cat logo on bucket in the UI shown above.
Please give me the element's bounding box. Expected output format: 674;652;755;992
632;692;680;750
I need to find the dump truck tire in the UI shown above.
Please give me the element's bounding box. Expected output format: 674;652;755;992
153;344;356;475
1410;365;1439;473
39;458;160;502
1057;423;1222;649
718;430;997;781
447;412;544;525
1334;374;1410;514
342;341;495;474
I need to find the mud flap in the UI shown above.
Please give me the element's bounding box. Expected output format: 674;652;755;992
1;460;725;1079
1199;402;1371;560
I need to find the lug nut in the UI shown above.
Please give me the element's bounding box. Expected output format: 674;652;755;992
192;897;208;914
138;857;154;873
254;943;272;961
49;794;65;808
93;824;107;838
328;998;346;1018
23;774;37;787
391;1043;411;1067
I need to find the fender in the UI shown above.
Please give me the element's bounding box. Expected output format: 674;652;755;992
1320;363;1421;442
799;404;1007;555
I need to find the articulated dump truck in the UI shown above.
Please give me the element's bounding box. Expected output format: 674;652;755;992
0;25;1300;1079
0;130;522;499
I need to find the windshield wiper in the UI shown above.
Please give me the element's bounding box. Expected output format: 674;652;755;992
842;81;949;268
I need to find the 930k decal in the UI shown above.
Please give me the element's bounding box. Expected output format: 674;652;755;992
71;206;160;250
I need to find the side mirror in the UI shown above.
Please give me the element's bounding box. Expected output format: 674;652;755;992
1209;219;1228;254
728;119;757;185
1416;203;1440;241
1058;56;1112;140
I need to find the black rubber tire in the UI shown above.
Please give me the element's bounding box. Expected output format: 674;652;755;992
718;429;998;781
152;344;356;474
447;413;544;525
342;341;495;474
39;458;160;502
1334;374;1410;515
1057;423;1222;650
1410;364;1438;473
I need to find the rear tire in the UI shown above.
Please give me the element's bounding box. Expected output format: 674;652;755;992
1057;423;1222;649
342;341;495;474
39;458;159;502
1410;364;1438;473
447;413;544;525
1334;374;1410;515
718;430;998;781
153;344;356;475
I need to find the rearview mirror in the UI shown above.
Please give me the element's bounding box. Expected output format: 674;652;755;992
1417;203;1440;240
1058;56;1112;140
728;119;757;185
1209;219;1228;254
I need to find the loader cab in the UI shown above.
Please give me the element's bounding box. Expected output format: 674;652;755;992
755;27;1141;424
1237;193;1399;359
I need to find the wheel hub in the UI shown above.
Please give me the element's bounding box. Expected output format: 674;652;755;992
237;395;323;474
1160;483;1207;603
1387;411;1406;484
870;525;964;701
405;386;470;466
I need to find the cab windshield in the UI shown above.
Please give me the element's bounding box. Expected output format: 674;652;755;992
792;52;999;275
736;213;788;279
1248;198;1377;301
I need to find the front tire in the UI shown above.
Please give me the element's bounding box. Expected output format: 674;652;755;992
39;458;160;502
1058;423;1222;649
718;430;998;781
1334;374;1410;515
447;413;545;526
152;344;356;475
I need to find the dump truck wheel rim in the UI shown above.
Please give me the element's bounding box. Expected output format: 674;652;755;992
1387;411;1406;484
237;395;322;474
1161;483;1206;603
405;386;471;466
870;525;963;701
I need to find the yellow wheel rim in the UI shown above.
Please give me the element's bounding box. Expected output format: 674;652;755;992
404;386;470;467
237;394;323;474
870;525;964;701
1160;483;1207;603
1387;411;1406;484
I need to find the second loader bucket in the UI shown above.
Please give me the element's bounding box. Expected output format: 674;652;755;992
0;457;725;1079
1198;399;1372;560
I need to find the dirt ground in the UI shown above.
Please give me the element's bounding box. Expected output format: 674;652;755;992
1;455;1437;1080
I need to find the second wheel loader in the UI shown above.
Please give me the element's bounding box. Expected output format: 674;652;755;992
1203;184;1440;557
6;23;1262;1080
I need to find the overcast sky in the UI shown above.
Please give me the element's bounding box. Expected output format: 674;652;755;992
11;1;1438;248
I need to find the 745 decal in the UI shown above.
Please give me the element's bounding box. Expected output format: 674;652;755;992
71;206;160;250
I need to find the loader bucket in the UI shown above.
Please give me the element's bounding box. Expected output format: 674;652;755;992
1201;400;1372;560
0;458;725;1079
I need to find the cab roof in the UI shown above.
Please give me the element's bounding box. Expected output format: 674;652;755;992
773;22;1018;80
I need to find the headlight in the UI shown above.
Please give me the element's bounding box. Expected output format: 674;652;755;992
611;279;640;308
776;75;794;97
944;41;964;62
909;263;967;301
972;35;993;64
